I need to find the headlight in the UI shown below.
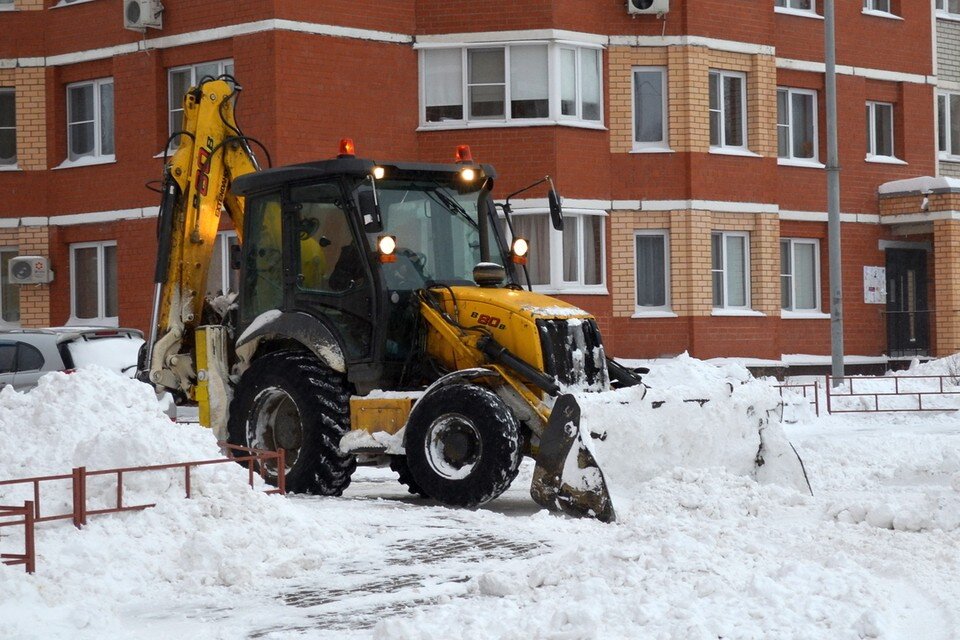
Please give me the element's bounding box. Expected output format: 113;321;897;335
511;237;529;264
377;235;397;263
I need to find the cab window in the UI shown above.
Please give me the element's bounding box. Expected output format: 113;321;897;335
291;182;364;294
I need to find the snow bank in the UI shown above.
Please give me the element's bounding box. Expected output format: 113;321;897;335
0;368;366;639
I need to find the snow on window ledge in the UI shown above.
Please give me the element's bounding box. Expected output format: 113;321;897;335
631;309;678;319
54;155;116;170
631;146;674;155
937;11;960;23
711;309;766;317
861;8;903;21
774;7;823;20
865;154;907;166
52;0;98;7
0;164;20;171
938;153;960;163
782;310;830;320
778;158;825;169
709;147;762;159
0;5;16;11
532;286;609;296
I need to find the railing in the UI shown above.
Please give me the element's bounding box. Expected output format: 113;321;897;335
775;381;820;417
0;444;283;573
0;502;35;574
825;374;960;413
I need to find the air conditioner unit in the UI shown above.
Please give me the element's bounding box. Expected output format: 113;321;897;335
8;256;53;285
627;0;669;14
123;0;163;32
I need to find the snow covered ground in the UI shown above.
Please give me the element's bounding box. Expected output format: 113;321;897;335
1;362;959;639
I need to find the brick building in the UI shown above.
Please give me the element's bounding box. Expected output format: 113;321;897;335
0;0;953;362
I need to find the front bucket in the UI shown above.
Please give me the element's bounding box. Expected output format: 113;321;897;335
530;394;616;523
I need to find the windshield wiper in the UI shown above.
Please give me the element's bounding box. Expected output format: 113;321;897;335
425;182;478;230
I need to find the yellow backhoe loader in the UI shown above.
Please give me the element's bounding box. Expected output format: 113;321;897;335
141;77;804;524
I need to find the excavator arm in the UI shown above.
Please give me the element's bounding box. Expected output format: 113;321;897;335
143;78;259;402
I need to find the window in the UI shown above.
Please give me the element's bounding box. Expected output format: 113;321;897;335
0;89;14;166
633;67;668;150
781;239;820;312
866;101;895;158
168;60;234;147
938;93;960;158
938;0;960;14
0;248;19;325
775;0;815;12
635;231;670;311
709;70;747;150
421;44;601;126
511;212;605;291
711;232;750;309
70;241;118;325
66;78;114;162
862;0;892;14
206;231;239;298
777;88;818;162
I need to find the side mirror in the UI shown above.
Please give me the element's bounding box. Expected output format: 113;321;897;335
548;189;564;231
229;243;242;271
359;189;383;233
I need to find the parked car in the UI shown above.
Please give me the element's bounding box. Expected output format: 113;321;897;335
0;327;176;418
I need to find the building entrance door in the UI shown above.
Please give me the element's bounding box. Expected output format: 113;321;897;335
885;248;930;356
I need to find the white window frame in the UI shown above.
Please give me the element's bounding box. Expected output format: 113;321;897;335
207;230;239;297
937;0;960;16
711;231;751;311
418;42;604;130
509;209;607;294
780;238;821;314
0;247;20;328
167;59;234;149
631;66;669;152
65;77;114;164
69;241;118;326
0;87;15;167
709;70;748;152
938;92;960;160
866;101;897;160
862;0;897;18
777;87;820;165
633;230;671;314
774;0;818;17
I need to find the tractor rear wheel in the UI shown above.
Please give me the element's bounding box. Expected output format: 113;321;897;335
227;350;356;495
404;383;522;507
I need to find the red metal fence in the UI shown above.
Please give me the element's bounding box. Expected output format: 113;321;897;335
775;381;820;417
0;444;283;573
825;374;960;413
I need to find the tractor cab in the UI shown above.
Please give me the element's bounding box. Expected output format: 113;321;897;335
230;143;517;392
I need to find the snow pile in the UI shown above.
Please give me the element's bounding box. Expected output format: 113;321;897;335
0;368;369;639
0;367;211;480
575;353;810;512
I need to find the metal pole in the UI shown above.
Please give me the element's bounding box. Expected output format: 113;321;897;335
825;0;845;385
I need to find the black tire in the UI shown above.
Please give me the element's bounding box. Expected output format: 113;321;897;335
389;455;429;498
227;350;356;495
404;383;522;507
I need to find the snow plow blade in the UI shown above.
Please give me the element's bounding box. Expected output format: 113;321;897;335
530;394;616;523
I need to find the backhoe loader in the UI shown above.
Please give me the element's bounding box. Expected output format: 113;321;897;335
140;76;637;521
141;77;807;524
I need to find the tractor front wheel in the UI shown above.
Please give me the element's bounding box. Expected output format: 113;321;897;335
404;383;522;507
